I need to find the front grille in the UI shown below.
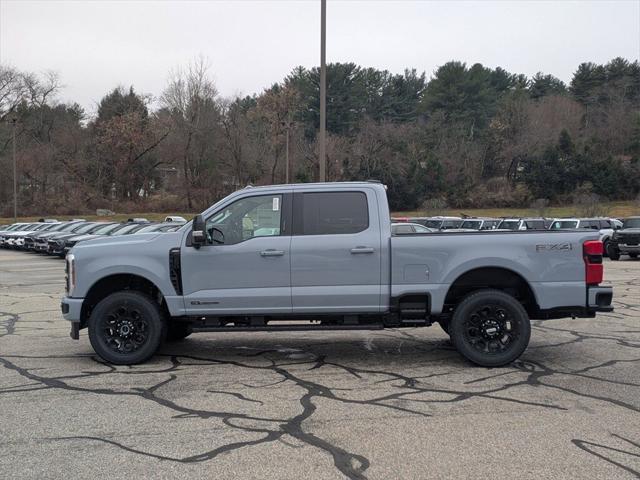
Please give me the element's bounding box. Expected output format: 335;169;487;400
619;234;640;245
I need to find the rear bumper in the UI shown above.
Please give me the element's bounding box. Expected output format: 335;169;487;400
587;285;614;312
533;285;613;319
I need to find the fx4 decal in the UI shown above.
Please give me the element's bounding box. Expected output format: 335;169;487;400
536;243;573;252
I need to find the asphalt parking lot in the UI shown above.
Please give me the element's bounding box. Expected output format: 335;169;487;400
0;249;639;479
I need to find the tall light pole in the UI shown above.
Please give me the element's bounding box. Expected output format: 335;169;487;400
11;117;17;222
281;119;292;183
319;0;327;182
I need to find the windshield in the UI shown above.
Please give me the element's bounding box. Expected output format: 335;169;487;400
135;225;163;233
35;223;60;232
70;223;99;234
57;222;84;232
461;220;482;229
84;223;113;234
413;224;431;233
111;224;145;235
499;220;520;230
441;220;463;229
43;223;70;233
550;220;578;230
423;220;443;229
91;223;121;235
622;218;640;229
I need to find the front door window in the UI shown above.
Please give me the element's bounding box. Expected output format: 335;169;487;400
206;194;282;245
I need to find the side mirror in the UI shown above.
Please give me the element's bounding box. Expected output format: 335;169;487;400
191;214;206;249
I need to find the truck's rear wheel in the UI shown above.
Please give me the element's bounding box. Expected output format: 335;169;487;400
449;289;530;367
88;291;166;365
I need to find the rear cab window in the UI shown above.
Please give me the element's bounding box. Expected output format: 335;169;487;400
293;191;369;235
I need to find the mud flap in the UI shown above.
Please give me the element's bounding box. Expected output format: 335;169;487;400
70;322;80;340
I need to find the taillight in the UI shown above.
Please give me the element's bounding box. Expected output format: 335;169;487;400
583;240;603;285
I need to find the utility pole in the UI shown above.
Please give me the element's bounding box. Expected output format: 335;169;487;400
282;119;292;183
11;117;17;222
319;0;327;182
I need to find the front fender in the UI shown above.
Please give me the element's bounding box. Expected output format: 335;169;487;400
70;233;184;315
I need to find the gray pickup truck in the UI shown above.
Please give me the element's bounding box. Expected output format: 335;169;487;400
61;182;613;366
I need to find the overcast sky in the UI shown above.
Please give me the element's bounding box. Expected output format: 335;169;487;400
1;0;639;115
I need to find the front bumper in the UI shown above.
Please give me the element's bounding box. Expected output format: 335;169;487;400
61;296;84;322
618;244;640;254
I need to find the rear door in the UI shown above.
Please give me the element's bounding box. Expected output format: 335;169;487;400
290;189;382;313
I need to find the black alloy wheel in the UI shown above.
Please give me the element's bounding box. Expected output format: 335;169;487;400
449;289;531;367
88;291;166;364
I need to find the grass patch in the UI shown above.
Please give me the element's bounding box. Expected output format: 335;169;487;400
393;201;639;219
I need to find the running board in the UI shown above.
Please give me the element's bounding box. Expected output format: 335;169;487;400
191;324;385;333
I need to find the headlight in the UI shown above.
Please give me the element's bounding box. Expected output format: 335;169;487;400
65;254;75;295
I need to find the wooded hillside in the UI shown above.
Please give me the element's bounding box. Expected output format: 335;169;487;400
0;57;638;215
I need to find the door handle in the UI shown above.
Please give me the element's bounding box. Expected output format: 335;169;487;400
350;246;375;254
260;249;285;257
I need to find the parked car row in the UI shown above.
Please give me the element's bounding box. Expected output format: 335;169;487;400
390;214;639;260
391;215;552;231
0;217;185;257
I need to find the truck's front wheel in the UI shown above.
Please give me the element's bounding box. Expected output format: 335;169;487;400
88;291;166;365
608;244;620;260
449;289;531;367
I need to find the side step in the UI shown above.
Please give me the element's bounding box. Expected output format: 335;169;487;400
191;324;385;333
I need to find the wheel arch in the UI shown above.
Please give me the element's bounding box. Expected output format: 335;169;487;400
80;273;168;328
443;266;539;315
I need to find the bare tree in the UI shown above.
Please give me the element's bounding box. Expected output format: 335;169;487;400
160;57;221;208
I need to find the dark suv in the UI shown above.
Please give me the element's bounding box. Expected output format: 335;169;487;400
608;216;640;260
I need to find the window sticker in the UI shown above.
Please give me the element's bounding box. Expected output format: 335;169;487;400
272;197;280;211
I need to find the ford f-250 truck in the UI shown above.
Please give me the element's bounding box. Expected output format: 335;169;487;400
61;182;613;367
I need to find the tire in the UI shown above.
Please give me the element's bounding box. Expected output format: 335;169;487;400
602;239;610;258
166;322;192;342
449;289;531;367
437;319;450;335
608;244;620;261
88;291;166;365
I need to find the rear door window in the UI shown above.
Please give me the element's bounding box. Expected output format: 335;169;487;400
294;192;369;235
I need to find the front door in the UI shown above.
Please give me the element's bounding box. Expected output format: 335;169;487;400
181;192;292;315
290;189;382;313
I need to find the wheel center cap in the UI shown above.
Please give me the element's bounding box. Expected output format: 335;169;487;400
118;321;133;337
482;320;501;338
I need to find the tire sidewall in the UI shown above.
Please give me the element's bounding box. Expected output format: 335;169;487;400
449;290;531;367
88;291;166;365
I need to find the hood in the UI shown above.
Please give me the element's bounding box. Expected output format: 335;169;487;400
3;230;34;237
36;231;68;240
66;234;101;243
617;228;640;234
50;233;84;242
73;232;165;250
